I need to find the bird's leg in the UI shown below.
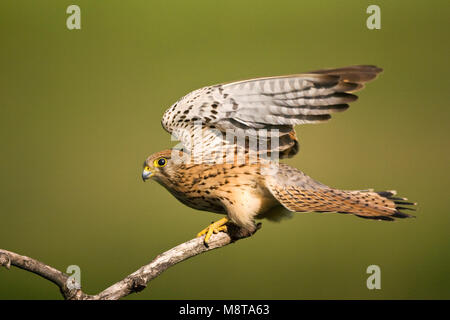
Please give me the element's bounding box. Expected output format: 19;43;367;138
196;217;229;244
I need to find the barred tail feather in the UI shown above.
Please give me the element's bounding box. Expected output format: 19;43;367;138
268;184;416;221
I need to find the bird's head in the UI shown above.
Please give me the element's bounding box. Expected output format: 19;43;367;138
142;149;178;182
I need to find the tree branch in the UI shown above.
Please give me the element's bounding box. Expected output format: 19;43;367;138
0;224;259;300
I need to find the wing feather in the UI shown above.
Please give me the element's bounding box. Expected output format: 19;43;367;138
161;65;382;161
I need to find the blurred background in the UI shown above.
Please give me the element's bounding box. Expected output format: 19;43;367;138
0;0;449;299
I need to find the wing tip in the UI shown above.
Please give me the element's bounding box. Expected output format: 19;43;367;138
309;65;383;85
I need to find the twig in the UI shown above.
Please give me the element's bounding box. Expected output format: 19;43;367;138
0;224;259;300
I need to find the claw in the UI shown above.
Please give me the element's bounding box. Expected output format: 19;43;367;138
196;217;229;244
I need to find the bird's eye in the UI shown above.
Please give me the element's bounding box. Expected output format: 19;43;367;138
154;157;167;167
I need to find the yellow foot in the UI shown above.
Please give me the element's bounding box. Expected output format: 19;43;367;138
196;217;229;244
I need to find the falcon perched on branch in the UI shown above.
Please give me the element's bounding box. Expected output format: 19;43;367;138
142;65;416;244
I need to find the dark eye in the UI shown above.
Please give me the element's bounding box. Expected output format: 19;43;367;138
157;158;166;166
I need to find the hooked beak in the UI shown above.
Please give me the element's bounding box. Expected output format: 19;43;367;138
142;168;153;181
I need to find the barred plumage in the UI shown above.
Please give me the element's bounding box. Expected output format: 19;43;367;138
161;65;382;159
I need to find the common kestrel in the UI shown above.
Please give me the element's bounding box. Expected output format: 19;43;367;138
142;65;415;244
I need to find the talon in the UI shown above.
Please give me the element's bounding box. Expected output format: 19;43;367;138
196;217;229;244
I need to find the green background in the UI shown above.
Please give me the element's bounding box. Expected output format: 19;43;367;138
1;0;449;299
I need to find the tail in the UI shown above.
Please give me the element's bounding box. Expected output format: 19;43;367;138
268;184;416;221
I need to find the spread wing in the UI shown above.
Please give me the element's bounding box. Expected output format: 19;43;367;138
161;65;382;162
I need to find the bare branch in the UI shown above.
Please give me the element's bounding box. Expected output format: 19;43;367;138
0;249;84;299
0;224;259;300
